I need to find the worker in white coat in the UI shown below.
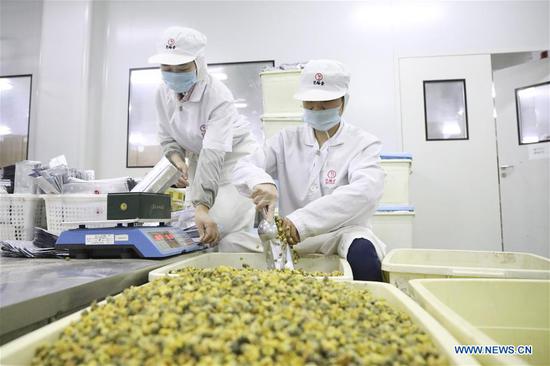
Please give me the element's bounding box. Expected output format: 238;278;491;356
251;60;386;280
149;26;276;250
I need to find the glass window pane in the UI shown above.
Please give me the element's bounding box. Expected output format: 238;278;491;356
128;68;163;167
127;61;274;168
516;81;550;145
0;75;32;167
423;79;469;141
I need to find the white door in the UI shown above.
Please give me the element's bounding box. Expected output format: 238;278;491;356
493;58;550;258
399;55;502;251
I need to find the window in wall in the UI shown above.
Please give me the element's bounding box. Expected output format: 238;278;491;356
0;75;32;167
516;81;550;145
127;60;274;168
423;79;469;141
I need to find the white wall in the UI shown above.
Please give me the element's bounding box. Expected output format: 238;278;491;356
86;0;549;178
4;1;548;177
492;51;542;71
33;0;93;169
0;0;43;160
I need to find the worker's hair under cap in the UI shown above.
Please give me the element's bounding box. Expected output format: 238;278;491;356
294;59;350;101
148;26;207;65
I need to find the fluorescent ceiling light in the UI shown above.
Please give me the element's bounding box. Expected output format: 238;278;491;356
352;2;442;29
441;121;462;137
0;79;13;92
522;135;539;144
0;125;12;136
211;72;228;81
129;132;144;145
131;69;162;84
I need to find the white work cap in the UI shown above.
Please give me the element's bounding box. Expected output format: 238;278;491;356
294;59;350;101
148;26;207;65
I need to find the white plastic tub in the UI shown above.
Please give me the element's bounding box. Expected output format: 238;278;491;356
382;248;550;296
148;252;353;281
0;194;46;240
43;194;108;235
372;206;415;251
260;69;302;116
0;280;479;366
379;155;412;205
410;279;550;366
261;114;303;139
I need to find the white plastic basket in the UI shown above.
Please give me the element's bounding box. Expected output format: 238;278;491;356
43;194;108;235
0;194;46;240
260;69;303;116
382;248;550;296
372;208;415;251
0;280;479;366
410;279;550;366
379;158;412;205
148;253;353;281
261;114;303;139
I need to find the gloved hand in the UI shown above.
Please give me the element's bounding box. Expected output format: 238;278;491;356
251;183;277;220
169;153;189;188
195;204;220;245
281;217;300;246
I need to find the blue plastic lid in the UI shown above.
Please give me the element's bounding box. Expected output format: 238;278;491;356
377;204;415;212
380;152;413;160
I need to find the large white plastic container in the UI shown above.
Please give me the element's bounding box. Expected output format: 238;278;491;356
0;194;46;240
43;194;108;235
379;155;412;205
148;252;353;281
372;206;415;251
410;279;550;366
0;280;479;366
260;69;302;116
382;248;550;296
261;114;303;139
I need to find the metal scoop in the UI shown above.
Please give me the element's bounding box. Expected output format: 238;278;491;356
257;208;294;270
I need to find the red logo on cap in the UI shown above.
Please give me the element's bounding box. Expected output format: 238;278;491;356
313;73;325;86
166;38;176;49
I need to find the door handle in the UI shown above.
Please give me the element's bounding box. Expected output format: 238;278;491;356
500;164;514;178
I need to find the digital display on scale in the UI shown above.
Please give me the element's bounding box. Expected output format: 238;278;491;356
147;231;193;249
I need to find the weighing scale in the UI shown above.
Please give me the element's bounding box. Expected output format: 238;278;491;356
55;219;205;259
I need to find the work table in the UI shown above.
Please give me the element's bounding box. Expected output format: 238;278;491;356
0;250;202;345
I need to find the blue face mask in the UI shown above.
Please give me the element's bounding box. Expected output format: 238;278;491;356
161;70;197;93
303;107;341;131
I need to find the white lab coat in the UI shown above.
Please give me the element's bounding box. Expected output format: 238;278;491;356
155;71;273;252
262;120;387;260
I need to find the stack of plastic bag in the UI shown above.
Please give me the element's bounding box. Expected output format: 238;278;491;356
17;155;136;194
1;228;67;258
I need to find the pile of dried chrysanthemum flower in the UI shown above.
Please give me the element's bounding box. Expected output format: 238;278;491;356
32;267;447;366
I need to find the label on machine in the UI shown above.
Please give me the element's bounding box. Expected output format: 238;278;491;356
85;234;115;245
114;234;129;242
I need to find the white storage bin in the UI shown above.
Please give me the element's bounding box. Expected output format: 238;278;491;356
260;69;302;116
372;206;415;252
0;194;46;240
410;279;550;366
44;194;108;235
380;154;412;205
261;114;303;139
148;253;353;281
382;248;550;296
0;280;479;366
